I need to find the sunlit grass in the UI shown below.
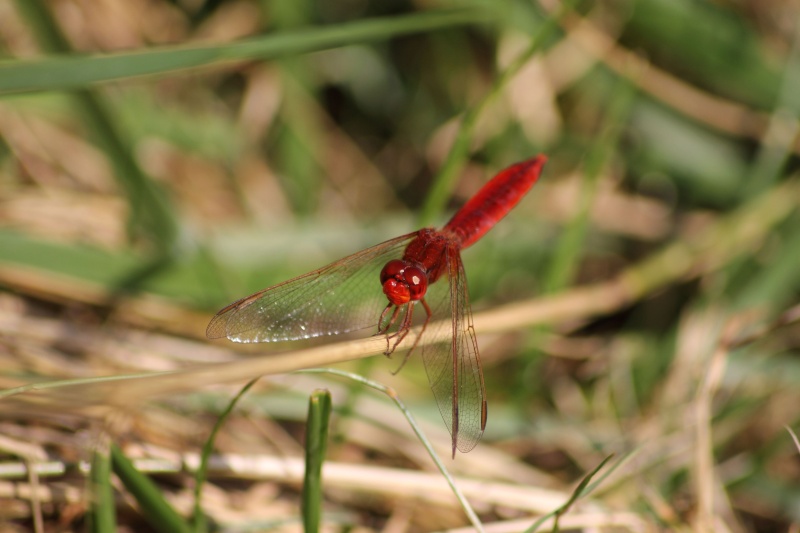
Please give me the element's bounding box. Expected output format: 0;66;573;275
0;0;798;531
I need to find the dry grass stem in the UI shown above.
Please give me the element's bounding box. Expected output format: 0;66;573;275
1;2;797;530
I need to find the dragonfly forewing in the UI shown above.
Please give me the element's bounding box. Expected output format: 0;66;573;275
207;233;418;343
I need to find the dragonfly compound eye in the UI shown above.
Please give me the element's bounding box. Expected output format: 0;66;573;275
403;266;427;301
380;259;406;285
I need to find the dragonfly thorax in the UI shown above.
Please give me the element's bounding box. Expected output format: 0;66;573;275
380;259;428;306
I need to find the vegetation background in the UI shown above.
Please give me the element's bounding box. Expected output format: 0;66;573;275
0;0;798;531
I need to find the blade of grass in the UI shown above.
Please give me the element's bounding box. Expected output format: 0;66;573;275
0;8;492;95
90;447;116;533
525;453;617;533
0;229;224;307
418;0;580;226
0;371;173;400
192;378;260;533
299;368;485;533
786;426;800;454
302;389;333;533
110;444;191;533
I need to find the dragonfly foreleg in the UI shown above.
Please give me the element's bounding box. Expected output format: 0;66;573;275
378;303;406;356
390;299;430;374
378;303;401;335
385;302;416;358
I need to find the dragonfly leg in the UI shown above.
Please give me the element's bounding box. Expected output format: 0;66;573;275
385;301;416;355
378;303;401;335
379;303;407;356
390;298;431;374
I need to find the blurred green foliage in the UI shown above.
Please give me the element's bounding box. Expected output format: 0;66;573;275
0;0;798;530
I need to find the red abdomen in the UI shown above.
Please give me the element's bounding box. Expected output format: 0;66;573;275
443;155;547;249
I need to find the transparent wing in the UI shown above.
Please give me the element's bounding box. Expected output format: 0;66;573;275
206;232;419;343
420;245;487;455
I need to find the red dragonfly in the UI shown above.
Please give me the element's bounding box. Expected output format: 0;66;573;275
207;155;547;456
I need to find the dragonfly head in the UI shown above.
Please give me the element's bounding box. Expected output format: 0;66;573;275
380;259;427;306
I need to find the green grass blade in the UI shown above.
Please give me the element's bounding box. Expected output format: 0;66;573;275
192;378;259;533
89;447;116;533
110;444;191;533
302;389;333;533
525;454;617;533
0;9;491;95
0;229;222;306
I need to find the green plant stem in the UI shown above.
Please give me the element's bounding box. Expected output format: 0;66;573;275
110;444;190;533
302;389;333;533
90;447;116;533
193;378;260;533
0;8;492;95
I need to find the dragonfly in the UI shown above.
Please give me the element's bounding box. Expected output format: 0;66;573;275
207;155;547;457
